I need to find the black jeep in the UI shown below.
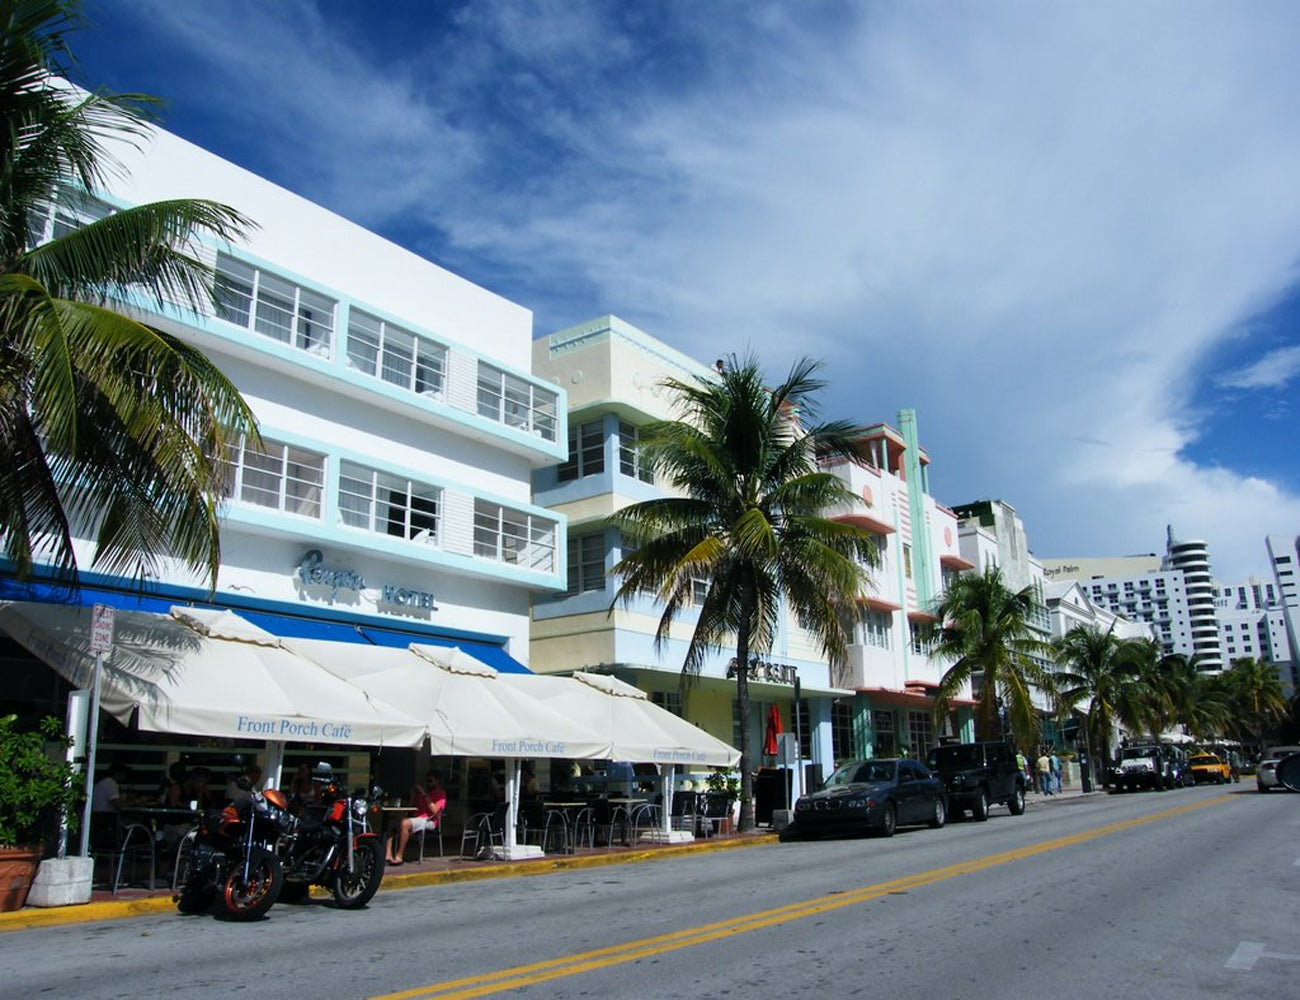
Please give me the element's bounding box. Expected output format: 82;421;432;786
924;741;1028;821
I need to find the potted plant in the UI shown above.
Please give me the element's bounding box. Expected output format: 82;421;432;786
0;715;80;911
704;770;740;833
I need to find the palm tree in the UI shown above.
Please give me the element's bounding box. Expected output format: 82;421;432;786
1222;657;1288;753
1052;625;1146;772
932;566;1055;746
612;354;876;831
1;0;257;587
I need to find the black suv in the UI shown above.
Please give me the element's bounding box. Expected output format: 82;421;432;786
924;741;1028;821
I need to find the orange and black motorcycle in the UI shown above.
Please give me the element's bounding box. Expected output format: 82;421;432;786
172;786;292;920
271;763;386;909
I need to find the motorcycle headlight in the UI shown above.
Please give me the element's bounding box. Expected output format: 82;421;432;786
351;800;368;822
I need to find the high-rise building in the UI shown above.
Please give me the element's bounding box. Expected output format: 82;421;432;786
1214;577;1294;694
1265;534;1300;692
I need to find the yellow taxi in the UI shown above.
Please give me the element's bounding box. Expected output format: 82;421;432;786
1188;753;1232;784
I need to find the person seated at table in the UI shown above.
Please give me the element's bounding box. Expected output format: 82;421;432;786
225;763;263;804
288;762;319;806
387;769;446;865
181;766;211;809
92;761;130;813
158;761;187;807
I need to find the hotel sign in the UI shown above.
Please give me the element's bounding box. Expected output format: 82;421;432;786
295;549;437;613
726;656;798;686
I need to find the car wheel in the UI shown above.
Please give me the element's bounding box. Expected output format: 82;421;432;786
929;798;946;829
1008;787;1026;815
972;789;990;822
878;803;897;838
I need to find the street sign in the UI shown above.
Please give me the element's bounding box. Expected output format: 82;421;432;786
90;603;115;653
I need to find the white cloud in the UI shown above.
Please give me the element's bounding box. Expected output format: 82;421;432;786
1218;345;1300;390
99;0;1300;582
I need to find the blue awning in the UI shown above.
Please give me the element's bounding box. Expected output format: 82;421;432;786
0;577;531;674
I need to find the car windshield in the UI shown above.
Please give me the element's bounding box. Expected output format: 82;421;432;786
823;760;897;787
1120;746;1158;761
926;745;982;769
1189;756;1218;766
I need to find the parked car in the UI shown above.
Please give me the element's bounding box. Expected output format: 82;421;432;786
1187;753;1232;785
783;758;947;839
1256;746;1300;792
923;740;1027;821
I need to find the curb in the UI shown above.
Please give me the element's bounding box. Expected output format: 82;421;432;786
0;833;777;933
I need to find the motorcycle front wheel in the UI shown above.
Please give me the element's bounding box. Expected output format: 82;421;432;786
219;846;284;921
331;838;385;909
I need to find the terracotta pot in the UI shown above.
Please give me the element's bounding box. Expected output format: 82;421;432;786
0;846;42;912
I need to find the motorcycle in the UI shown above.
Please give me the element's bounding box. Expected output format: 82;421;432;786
172;785;292;920
271;763;386;909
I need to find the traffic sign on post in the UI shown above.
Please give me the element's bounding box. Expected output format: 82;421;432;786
90;603;115;653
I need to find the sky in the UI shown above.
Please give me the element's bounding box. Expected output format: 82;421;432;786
70;0;1300;583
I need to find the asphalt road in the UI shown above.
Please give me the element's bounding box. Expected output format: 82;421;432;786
2;784;1296;1000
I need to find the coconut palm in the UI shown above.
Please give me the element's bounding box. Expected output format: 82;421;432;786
612;354;876;831
932;566;1055;746
0;0;257;587
1222;656;1288;752
1052;626;1147;770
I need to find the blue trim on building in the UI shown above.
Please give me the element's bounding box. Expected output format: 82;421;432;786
0;575;531;674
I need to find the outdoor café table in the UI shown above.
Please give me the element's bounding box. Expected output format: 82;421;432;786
120;806;195;889
606;797;647;846
377;806;416;847
541;802;585;853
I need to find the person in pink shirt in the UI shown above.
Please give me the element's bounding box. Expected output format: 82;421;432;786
387;769;446;865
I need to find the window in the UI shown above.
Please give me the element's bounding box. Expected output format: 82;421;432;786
476;363;558;441
214;252;335;355
872;710;896;757
567;533;605;594
473;500;556;572
906;711;933;758
687;577;710;606
617;421;655;483
795;699;812;760
338;461;440;543
223;437;324;518
651;691;682;717
831;701;854;763
903;544;913;579
860;610;892;649
910;621;934;655
557;420;604;481
346;309;446;398
28;184;114;247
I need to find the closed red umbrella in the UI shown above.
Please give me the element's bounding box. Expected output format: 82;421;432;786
763;704;783;756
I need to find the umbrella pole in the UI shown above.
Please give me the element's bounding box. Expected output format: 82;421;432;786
263;741;286;790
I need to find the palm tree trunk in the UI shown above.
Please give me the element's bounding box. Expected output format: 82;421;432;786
735;588;755;832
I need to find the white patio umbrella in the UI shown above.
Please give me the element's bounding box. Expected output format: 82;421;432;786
0;602;428;750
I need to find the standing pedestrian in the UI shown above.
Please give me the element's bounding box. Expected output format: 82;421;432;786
1050;751;1062;794
1016;749;1032;792
1037;749;1053;796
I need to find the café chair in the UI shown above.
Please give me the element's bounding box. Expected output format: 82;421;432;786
459;801;508;859
91;811;156;893
415;816;443;861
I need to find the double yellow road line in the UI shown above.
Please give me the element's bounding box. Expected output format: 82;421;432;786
372;795;1227;1000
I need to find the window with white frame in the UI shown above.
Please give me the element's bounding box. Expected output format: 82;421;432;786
557;419;604;481
223;437;325;518
475;363;558;441
906;711;933;757
860;609;892;648
346;309;446;398
617;421;655;483
214;252;335;356
910;621;934;655
338;461;440;543
473;499;556;572
902;543;913;579
795;699;812;759
28;184;114;247
567;532;605;594
651;691;682;717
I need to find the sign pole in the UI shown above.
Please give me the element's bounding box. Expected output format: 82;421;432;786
78;605;115;857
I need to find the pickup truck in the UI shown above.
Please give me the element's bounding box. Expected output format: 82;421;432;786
924;741;1028;821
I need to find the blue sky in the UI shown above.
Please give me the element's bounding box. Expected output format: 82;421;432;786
73;0;1300;582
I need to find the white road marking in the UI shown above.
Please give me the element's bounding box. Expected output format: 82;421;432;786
1226;942;1300;970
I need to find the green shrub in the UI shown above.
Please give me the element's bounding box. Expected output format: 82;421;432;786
0;715;80;851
